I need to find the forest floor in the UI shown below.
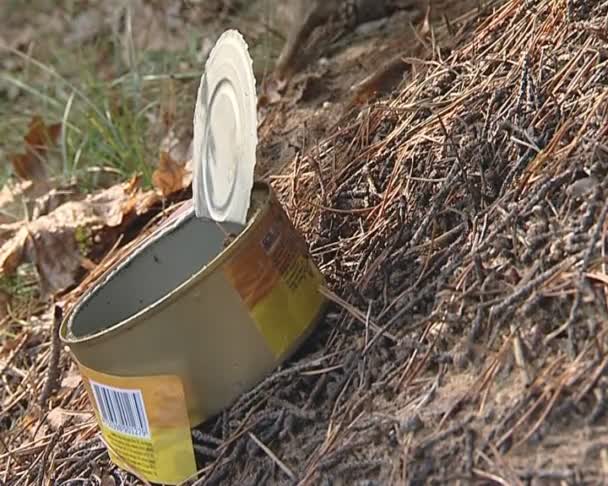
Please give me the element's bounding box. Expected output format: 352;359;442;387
2;0;608;484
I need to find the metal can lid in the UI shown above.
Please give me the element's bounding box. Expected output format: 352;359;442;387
192;30;257;225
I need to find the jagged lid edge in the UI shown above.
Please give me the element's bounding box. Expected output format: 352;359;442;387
191;29;258;222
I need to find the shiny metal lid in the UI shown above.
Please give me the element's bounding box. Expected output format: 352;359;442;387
192;30;257;225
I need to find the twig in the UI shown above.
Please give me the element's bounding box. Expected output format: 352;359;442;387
39;305;64;409
248;432;295;481
545;198;608;349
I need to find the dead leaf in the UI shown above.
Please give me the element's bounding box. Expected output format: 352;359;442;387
60;371;82;390
0;180;159;296
46;407;71;430
0;226;28;276
10;116;61;182
152;151;191;197
135;189;163;214
0;180;52;224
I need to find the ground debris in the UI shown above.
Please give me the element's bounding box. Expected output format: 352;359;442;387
4;0;608;484
152;151;193;198
202;0;608;483
0;177;163;296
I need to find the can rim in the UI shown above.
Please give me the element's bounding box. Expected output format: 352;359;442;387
60;181;272;347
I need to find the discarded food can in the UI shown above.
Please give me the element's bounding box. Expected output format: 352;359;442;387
60;182;326;483
59;29;327;484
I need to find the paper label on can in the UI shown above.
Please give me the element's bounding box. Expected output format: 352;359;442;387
77;363;196;485
223;200;325;357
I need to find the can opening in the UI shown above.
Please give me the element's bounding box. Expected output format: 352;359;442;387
68;209;245;338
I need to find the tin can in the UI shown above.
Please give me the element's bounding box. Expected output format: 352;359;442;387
60;181;326;484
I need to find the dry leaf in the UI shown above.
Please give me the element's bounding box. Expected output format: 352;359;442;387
152;151;191;197
0;226;28;276
0;180;52;224
0;180;158;296
351;55;411;105
31;186;79;220
24;116;62;151
10;116;61;182
47;406;91;431
46;407;71;430
60;371;82;390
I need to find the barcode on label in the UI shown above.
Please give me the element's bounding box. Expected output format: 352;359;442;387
90;381;150;439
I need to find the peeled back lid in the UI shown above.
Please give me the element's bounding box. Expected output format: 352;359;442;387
192;30;258;225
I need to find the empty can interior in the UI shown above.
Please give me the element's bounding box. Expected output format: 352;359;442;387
68;208;246;339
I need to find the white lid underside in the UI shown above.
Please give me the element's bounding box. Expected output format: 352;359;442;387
192;30;257;225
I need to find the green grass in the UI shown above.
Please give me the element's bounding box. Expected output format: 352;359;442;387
1;50;201;192
0;9;202;192
0;0;288;194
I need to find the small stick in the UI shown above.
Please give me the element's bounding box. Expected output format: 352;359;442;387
248;432;295;480
545;199;608;349
34;423;66;486
39;305;63;409
511;328;531;385
0;331;30;377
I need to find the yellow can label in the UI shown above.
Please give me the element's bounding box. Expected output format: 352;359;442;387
224;198;325;357
78;363;196;484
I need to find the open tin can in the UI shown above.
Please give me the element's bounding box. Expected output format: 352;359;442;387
60;29;327;484
60;181;326;483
